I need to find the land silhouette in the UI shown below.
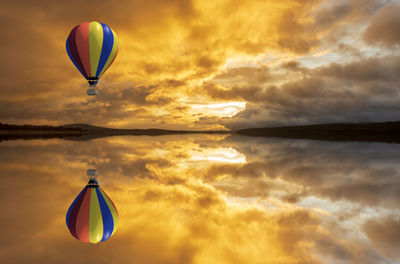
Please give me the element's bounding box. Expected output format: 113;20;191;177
1;121;400;143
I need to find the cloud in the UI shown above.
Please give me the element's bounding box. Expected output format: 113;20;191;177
364;4;400;47
203;55;400;129
0;0;399;130
206;136;400;210
1;133;399;263
364;216;400;260
0;136;326;264
1;0;371;129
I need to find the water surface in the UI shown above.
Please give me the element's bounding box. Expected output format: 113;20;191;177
1;135;399;263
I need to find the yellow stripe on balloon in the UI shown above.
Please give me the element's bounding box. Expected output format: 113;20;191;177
88;22;104;77
99;29;118;78
89;188;103;243
100;188;118;236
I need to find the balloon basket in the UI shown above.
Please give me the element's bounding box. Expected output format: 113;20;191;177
87;169;98;180
87;87;98;96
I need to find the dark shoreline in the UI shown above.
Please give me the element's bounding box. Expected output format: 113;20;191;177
0;123;230;141
2;121;400;143
235;121;400;144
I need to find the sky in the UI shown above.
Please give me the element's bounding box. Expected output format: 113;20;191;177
1;0;400;130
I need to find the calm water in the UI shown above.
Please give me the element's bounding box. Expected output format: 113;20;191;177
1;135;399;264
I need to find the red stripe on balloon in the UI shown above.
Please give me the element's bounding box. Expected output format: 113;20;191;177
68;26;88;78
67;187;88;239
75;188;91;243
75;22;91;78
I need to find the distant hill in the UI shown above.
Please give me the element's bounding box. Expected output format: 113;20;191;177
0;123;83;131
235;121;400;143
0;123;85;141
62;124;107;131
0;122;228;141
62;123;227;135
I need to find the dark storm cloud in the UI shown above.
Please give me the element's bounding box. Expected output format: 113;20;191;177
317;56;400;82
203;55;400;129
280;60;302;71
0;84;171;127
313;235;383;264
364;216;400;260
193;0;400;129
364;4;400;47
313;0;385;29
313;2;355;28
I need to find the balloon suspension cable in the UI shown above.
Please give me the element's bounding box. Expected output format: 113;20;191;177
87;169;99;188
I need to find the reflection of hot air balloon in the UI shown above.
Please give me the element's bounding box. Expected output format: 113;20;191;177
66;22;118;96
66;171;118;243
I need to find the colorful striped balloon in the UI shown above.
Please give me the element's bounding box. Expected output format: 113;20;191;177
66;21;118;95
66;178;118;243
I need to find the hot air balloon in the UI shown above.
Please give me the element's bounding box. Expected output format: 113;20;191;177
66;170;118;243
66;22;118;96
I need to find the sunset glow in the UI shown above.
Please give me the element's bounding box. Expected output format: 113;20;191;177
2;0;399;129
1;0;400;263
190;102;246;118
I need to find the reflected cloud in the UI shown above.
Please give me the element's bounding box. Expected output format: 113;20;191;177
189;147;246;164
0;136;399;263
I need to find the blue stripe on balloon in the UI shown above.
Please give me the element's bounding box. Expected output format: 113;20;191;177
66;186;86;229
95;23;114;78
96;188;114;241
66;36;86;78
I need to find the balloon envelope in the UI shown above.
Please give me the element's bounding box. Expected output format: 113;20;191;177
66;21;118;88
66;179;118;243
